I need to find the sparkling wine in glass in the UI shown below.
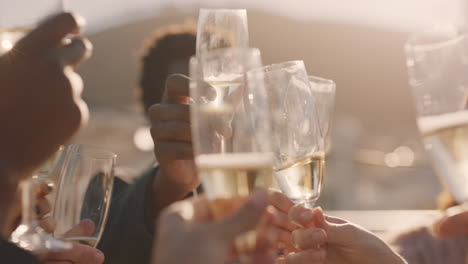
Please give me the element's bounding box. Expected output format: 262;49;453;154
257;61;326;209
406;25;468;205
190;48;274;257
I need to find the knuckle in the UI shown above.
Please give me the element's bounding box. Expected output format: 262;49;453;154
291;229;301;245
148;104;166;121
57;12;81;33
150;123;163;138
288;206;302;222
292;229;311;248
81;37;93;55
148;103;161;114
60;12;78;26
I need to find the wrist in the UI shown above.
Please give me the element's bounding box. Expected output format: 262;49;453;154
156;167;195;194
151;169;193;218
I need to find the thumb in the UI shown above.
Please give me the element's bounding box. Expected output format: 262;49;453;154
321;212;370;245
214;189;269;242
61;219;95;238
435;209;468;237
163;74;190;104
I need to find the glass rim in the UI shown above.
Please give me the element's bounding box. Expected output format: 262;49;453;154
67;144;117;160
308;75;335;86
406;24;468;52
191;47;260;59
258;60;305;73
199;8;247;13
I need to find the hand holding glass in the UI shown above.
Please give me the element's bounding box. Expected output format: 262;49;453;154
190;48;274;256
260;61;324;208
53;144;115;247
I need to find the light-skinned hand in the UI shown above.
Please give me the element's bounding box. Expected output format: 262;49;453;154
152;189;277;264
280;206;407;264
268;191;297;253
43;220;104;264
434;205;468;238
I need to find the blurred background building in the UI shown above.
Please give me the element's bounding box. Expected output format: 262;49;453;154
49;0;468;209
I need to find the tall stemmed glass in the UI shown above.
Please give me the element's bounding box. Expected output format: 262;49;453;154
190;48;274;256
53;144;116;247
259;61;323;209
193;8;249;196
196;8;248;55
406;25;468;207
0;0;64;55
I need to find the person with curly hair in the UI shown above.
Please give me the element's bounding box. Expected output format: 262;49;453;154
138;22;197;113
97;22;197;264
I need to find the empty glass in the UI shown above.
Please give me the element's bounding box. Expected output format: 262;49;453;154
53;144;116;247
196;8;248;55
11;179;72;253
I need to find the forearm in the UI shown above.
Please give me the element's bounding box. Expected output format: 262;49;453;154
151;169;193;220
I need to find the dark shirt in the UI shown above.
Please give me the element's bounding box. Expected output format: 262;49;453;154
98;167;202;264
98;167;157;264
0;238;40;264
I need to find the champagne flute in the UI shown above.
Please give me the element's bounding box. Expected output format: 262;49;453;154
309;76;336;154
196;8;248;55
53;144;116;247
195;8;249;153
258;61;324;209
0;0;64;55
190;48;274;256
194;8;249;196
406;25;468;206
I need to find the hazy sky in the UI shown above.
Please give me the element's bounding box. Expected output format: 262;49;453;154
1;0;465;34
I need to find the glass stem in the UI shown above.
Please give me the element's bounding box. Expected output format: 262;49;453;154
20;179;38;227
302;200;317;209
